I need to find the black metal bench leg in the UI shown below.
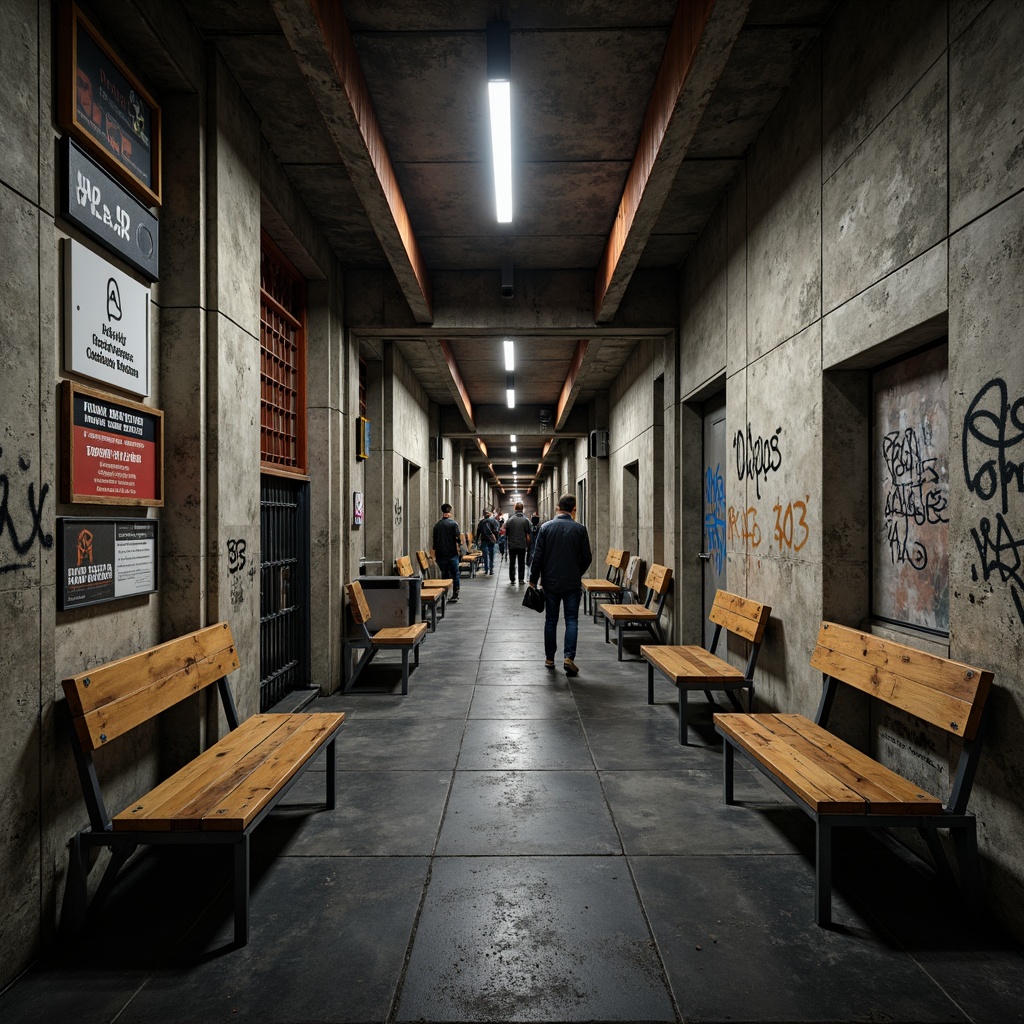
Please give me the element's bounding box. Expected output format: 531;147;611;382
234;836;250;946
920;826;956;889
725;688;744;710
326;738;337;809
401;650;410;695
617;624;624;661
60;832;89;936
678;687;689;745
952;819;982;909
647;662;655;704
815;818;832;926
90;840;137;918
723;742;735;804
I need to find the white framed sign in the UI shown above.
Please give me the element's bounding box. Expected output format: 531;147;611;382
64;237;150;396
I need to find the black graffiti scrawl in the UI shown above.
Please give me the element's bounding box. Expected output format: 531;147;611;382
963;378;1024;624
1;446;53;573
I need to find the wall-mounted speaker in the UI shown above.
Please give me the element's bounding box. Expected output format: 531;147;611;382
589;429;609;458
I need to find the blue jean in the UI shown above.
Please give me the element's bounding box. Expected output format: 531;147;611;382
543;587;582;660
481;541;495;574
439;556;460;594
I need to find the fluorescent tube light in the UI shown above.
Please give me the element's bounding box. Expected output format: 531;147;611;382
511;445;517;452
512;461;517;468
506;388;515;408
504;340;515;371
489;83;513;222
510;434;516;442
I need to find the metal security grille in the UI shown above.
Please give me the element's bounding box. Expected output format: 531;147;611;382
259;475;310;711
260;233;307;473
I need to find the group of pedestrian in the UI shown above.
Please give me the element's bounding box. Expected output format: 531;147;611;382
432;494;592;677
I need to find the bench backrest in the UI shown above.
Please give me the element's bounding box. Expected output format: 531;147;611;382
709;591;771;644
644;563;672;599
415;550;431;574
811;622;992;742
346;580;373;625
396;554;414;577
62;621;240;753
602;547;630;583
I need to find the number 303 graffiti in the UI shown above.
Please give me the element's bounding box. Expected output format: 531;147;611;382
772;497;810;553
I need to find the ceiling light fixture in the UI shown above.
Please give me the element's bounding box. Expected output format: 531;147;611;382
504;339;515;371
512;461;517;468
511;445;517;452
510;434;516;442
487;21;513;223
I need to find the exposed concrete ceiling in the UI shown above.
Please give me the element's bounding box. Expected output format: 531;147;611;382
174;0;835;491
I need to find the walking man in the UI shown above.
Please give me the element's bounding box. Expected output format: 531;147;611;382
432;503;461;602
528;494;592;675
504;501;532;584
475;509;499;575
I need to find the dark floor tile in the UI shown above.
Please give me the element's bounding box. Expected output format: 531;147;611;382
437;770;621;855
316;676;477;721
476;659;571;687
601;768;804;855
479;639;548;663
584;715;719;770
259;770;451;856
632;854;967;1023
397;856;674;1022
459;720;594;770
339;717;465;770
469;684;577;719
116;857;428;1024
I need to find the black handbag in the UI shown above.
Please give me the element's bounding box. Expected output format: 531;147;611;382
522;585;544;612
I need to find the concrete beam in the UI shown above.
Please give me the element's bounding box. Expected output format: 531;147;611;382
427;339;475;431
594;0;750;323
555;339;589;430
274;0;433;323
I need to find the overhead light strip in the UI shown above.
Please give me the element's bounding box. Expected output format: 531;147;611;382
487;22;513;224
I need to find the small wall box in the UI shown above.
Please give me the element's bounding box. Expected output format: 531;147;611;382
356;417;371;460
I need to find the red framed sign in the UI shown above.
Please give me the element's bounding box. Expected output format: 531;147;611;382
58;1;162;207
62;381;164;506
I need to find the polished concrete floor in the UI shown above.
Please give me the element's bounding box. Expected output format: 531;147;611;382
4;567;1024;1023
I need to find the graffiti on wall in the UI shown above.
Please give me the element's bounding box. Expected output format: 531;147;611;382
772;497;810;553
963;378;1024;624
0;446;53;573
394;499;403;528
871;344;949;632
734;423;783;499
703;463;726;574
727;505;761;548
880;425;948;570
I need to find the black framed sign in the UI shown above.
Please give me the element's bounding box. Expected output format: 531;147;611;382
58;517;159;610
58;1;162;206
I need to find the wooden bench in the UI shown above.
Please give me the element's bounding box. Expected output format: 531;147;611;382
396;554;446;630
416;549;455;599
715;621;993;926
642;590;771;744
459;533;481;577
581;547;630;618
599;563;673;660
61;621;345;946
344;580;428;694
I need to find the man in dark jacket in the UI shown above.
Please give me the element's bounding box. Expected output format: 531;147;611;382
475;509;499;576
432;503;461;601
504;502;532;584
528;494;592;675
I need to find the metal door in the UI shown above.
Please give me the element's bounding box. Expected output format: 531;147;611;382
259;474;310;711
701;395;727;648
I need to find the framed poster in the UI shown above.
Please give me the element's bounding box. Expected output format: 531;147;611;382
58;0;162;206
58;517;158;610
62;381;164;506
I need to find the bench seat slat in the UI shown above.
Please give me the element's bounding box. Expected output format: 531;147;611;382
581;580;623;593
641;644;745;684
715;713;943;815
371;623;428;646
201;715;344;830
602;604;657;622
112;713;345;832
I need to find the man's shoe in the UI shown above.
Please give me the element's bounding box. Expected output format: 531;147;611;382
450;594;459;602
545;658;555;669
563;658;579;676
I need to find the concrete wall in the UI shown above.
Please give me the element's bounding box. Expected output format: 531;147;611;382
0;4;359;988
666;0;1024;935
